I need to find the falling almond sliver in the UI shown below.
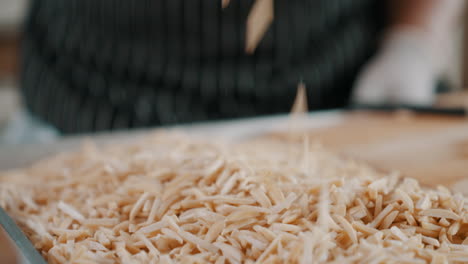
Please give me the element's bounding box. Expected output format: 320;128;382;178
221;0;230;9
288;82;309;139
291;82;308;115
246;0;274;53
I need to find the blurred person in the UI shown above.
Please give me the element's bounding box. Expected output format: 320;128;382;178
13;0;464;136
354;0;464;105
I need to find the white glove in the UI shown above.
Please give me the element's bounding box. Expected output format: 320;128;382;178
352;29;439;106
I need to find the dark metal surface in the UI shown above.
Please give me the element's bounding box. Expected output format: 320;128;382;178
0;207;47;264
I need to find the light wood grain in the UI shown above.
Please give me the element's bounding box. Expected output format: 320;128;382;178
0;227;19;264
306;112;468;188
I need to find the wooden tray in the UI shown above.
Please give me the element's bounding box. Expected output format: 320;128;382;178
304;112;468;189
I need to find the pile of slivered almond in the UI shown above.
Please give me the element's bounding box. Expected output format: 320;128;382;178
1;132;467;263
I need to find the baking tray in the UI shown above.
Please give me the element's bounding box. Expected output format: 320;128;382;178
0;110;343;262
0;207;46;264
1;108;465;262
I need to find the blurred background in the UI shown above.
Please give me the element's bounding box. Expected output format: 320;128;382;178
0;0;25;136
0;0;468;145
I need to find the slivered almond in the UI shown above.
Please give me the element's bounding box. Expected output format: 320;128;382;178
420;209;460;220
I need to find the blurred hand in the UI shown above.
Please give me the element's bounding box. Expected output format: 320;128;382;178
352;29;438;106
